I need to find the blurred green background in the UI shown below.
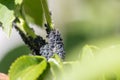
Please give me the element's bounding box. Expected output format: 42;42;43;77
63;0;120;60
1;0;120;73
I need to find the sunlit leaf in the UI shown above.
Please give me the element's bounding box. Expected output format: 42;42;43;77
0;0;15;36
80;45;99;62
9;55;47;80
62;45;120;80
38;63;53;80
62;61;78;75
41;0;53;29
48;54;63;80
15;0;23;5
0;0;23;36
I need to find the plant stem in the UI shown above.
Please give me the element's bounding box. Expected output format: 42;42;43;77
14;17;46;55
41;0;54;30
16;17;37;39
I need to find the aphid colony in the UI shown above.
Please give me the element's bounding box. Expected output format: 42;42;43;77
40;26;65;59
13;22;65;60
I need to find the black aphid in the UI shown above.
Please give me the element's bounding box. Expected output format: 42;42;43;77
13;20;46;55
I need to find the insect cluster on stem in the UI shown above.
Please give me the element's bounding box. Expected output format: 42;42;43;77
13;19;65;60
39;24;65;59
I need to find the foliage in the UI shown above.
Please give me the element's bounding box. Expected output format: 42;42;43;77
9;56;47;80
1;0;120;80
0;0;16;36
8;45;120;80
63;45;120;80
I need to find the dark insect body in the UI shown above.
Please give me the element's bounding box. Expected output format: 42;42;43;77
13;21;46;55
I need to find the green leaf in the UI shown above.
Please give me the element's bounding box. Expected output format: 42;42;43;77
48;54;63;80
63;61;78;74
0;0;23;36
15;0;23;5
62;45;120;80
80;45;99;62
9;55;47;80
41;0;54;29
23;0;43;27
38;63;53;80
52;54;63;65
0;0;15;36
